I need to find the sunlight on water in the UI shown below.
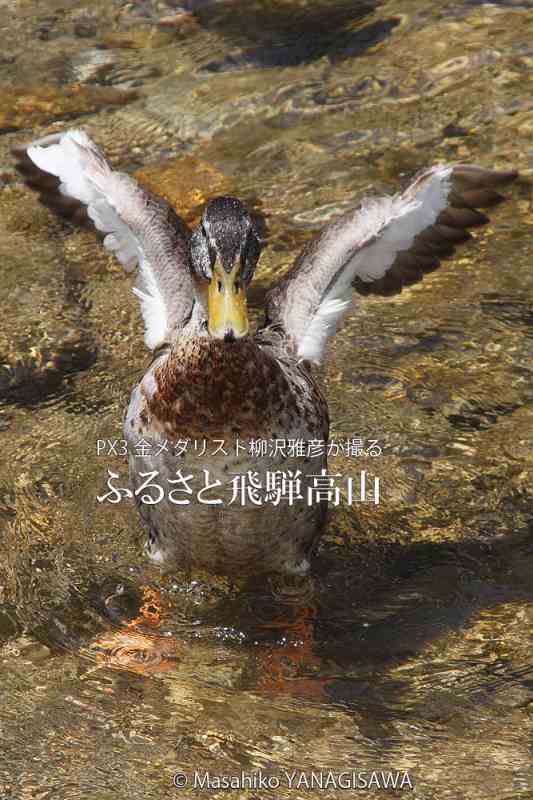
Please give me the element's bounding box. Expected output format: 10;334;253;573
0;0;532;798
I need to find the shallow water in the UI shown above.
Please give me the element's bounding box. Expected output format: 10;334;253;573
0;0;532;798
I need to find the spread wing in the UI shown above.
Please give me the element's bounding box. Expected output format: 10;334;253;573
15;129;197;350
265;164;518;364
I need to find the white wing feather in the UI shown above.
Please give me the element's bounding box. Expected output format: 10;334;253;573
27;129;191;350
295;165;452;363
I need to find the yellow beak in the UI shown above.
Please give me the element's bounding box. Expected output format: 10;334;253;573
207;258;249;339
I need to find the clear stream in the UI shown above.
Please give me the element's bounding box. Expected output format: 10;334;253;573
0;0;532;798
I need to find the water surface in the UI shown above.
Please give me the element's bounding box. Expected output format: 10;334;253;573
0;0;532;798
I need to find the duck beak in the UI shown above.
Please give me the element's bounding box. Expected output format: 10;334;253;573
208;258;249;339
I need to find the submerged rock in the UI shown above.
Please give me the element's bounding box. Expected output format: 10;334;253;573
134;155;234;224
0;85;138;132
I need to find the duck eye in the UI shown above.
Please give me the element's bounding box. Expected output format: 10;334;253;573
217;280;223;293
240;233;261;282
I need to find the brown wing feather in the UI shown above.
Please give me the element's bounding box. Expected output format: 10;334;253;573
354;165;517;297
12;142;91;227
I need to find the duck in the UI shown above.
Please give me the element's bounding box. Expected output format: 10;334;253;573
17;129;517;578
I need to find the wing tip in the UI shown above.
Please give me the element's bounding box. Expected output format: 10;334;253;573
452;164;520;189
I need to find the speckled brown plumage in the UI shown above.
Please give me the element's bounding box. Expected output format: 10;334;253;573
125;333;329;576
146;337;322;439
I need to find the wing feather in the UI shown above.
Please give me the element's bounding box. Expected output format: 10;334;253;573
266;163;517;364
19;129;196;350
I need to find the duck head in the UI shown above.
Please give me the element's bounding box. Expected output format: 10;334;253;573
190;196;261;341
